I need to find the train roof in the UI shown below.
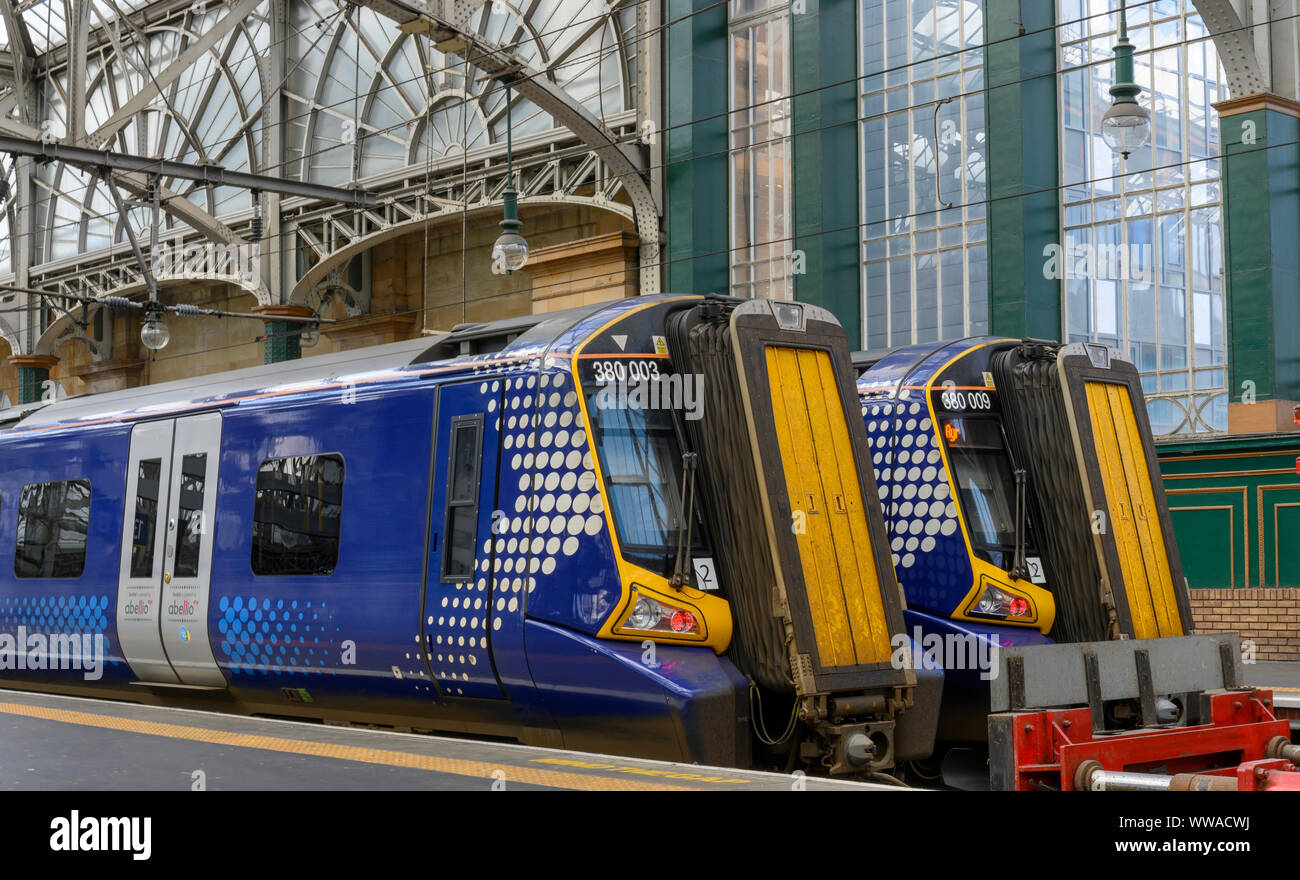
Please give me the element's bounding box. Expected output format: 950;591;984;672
0;300;618;435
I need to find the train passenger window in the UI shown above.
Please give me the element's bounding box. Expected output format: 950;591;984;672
14;479;91;579
175;453;207;578
130;459;162;578
251;454;345;576
443;417;483;580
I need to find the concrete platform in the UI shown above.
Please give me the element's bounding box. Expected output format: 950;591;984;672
0;689;900;791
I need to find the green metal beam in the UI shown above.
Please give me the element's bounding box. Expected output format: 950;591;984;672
664;0;729;295
792;0;862;345
984;0;1061;341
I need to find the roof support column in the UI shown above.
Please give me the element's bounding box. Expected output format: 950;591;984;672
1216;93;1300;434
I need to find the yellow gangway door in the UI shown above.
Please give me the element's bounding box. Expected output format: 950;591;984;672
1083;379;1184;639
765;345;894;668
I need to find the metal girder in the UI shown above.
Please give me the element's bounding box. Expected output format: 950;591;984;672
66;0;91;143
0;115;245;245
286;124;636;304
84;0;265;148
0;134;381;207
347;0;662;295
1191;0;1269;96
0;0;35;116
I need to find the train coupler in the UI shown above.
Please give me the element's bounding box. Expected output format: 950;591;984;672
817;719;895;775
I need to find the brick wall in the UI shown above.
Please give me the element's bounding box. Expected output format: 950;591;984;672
1190;588;1300;660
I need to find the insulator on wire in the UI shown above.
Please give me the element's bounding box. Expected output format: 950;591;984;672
250;189;263;241
101;296;134;310
173;303;201;317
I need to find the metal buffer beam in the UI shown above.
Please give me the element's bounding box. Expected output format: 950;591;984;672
349;0;662;295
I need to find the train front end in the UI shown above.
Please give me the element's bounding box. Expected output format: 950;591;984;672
859;338;1294;790
565;295;927;776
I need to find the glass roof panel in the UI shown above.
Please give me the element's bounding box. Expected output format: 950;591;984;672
18;0;155;54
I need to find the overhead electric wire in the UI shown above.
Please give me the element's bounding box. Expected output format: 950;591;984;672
130;116;1300;374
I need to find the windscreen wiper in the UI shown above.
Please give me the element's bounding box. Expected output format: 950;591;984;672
670;452;698;590
1011;467;1030;581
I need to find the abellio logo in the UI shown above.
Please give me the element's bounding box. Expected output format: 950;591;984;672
168;599;200;616
123;599;153;615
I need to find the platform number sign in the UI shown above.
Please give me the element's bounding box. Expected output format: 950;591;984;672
693;557;719;591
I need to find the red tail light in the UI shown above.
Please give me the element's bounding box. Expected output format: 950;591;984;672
671;610;697;633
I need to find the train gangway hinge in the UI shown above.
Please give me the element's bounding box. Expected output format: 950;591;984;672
989;689;1298;791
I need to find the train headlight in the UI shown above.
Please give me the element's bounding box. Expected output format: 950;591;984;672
619;590;701;636
771;301;805;332
627;597;660;630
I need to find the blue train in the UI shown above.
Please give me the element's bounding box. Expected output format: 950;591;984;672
856;336;1193;753
0;294;1193;781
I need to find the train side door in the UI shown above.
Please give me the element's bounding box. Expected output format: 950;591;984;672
421;381;506;698
157;413;226;686
117;413;227;687
117;420;179;683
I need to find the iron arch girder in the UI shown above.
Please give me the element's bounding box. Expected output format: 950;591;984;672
348;0;661;293
0;312;22;356
1190;0;1268;97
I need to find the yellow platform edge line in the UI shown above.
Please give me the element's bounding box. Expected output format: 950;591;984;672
0;700;703;791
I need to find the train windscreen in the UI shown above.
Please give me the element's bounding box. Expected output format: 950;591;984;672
582;385;708;575
941;416;1037;568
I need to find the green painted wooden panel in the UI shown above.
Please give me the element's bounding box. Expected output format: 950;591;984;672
1168;506;1235;589
1277;505;1300;587
1159;440;1300;589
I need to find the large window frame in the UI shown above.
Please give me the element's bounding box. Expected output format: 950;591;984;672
1057;0;1227;436
860;0;989;351
729;0;793;300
